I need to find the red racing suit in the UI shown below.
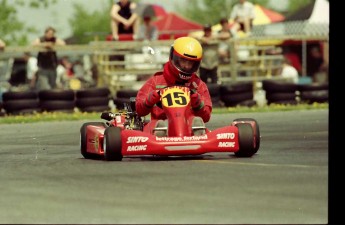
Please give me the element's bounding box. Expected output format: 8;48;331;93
136;63;212;123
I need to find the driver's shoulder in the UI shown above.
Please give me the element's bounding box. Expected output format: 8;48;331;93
153;71;164;76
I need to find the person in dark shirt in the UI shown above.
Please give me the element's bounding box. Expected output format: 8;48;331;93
307;45;328;83
197;24;219;84
110;0;139;40
32;26;66;90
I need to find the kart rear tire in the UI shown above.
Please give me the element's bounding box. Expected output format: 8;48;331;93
104;127;123;161
233;118;260;153
80;122;106;159
235;123;256;157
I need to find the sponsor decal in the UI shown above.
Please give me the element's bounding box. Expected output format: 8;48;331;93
116;115;122;123
161;86;190;108
127;136;149;143
88;136;99;149
127;145;147;151
216;133;235;140
156;135;208;142
218;142;235;147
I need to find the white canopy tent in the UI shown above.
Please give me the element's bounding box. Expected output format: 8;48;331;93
252;0;329;37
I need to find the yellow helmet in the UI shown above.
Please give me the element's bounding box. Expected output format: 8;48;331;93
169;36;203;81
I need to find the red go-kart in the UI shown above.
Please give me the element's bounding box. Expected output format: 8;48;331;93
80;86;260;161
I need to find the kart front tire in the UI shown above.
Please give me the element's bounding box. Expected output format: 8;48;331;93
235;123;256;157
104;127;123;161
233;118;260;153
80;122;106;159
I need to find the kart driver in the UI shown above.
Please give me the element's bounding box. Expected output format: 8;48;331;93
135;37;212;135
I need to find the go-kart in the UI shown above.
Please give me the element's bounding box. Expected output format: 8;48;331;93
80;86;260;161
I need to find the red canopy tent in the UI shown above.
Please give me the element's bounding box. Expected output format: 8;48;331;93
152;12;203;40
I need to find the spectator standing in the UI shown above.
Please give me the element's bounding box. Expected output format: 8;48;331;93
32;26;66;90
198;24;219;84
110;0;139;41
307;45;328;83
280;57;299;84
137;16;159;42
56;56;74;89
23;52;38;89
0;38;5;51
217;18;235;63
229;0;256;35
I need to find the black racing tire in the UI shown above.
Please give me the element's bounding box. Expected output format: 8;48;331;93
113;97;131;110
237;99;257;107
40;100;75;112
211;96;223;107
221;92;253;106
116;89;138;98
220;82;253;95
266;92;297;102
38;89;75;101
3;99;40;112
262;80;298;93
206;83;221;97
298;83;328;91
299;90;328;103
76;87;110;98
78;105;111;113
2;91;38;101
5;108;42;115
76;97;110;108
104;127;123;161
233;118;260;153
80;122;107;159
234;123;255;157
267;99;298;105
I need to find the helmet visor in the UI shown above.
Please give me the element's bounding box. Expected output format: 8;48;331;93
172;50;201;76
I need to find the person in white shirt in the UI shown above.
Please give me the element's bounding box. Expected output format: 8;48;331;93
281;57;299;84
229;0;256;34
23;52;38;89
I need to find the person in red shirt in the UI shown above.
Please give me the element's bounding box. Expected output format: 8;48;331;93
135;37;212;136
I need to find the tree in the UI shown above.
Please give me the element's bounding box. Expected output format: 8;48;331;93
286;0;314;16
175;0;313;26
0;0;57;45
68;2;113;44
175;0;269;26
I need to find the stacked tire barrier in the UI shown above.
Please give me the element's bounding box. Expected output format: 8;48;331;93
2;91;40;115
206;83;222;108
76;87;111;112
113;89;138;110
262;80;298;105
220;81;257;107
298;83;328;104
0;101;3;116
39;89;76;113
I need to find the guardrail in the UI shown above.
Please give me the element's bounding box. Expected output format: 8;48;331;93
0;34;328;95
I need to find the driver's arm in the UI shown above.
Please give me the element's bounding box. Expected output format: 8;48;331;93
136;77;157;117
193;83;212;123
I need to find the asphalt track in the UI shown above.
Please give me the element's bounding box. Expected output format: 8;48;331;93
0;109;328;224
